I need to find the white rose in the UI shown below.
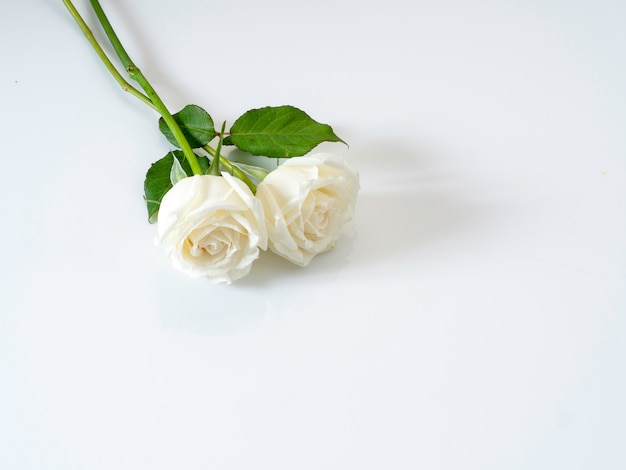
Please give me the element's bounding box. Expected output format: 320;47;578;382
157;173;267;283
256;153;359;267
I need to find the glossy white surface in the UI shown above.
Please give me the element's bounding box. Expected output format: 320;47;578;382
1;0;625;468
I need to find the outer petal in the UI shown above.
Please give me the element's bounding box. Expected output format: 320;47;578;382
157;174;266;283
256;153;359;266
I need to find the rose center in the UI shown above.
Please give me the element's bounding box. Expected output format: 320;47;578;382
303;192;339;241
186;228;234;259
201;239;226;255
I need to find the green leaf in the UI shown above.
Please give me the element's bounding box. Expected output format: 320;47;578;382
144;150;209;223
159;104;216;148
229;105;345;158
230;161;270;183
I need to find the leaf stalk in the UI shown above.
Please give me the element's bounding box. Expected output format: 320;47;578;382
202;144;257;193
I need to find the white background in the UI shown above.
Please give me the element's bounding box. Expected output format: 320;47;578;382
1;0;625;468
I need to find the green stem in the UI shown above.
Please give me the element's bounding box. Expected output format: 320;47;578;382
61;0;156;110
207;122;226;176
202;145;257;193
87;0;202;176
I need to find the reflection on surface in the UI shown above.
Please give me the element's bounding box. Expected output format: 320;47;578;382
157;139;509;336
157;237;356;336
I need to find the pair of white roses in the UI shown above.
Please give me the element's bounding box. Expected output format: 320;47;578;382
156;153;359;283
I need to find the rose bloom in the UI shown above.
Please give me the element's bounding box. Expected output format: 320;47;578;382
256;153;359;266
157;173;267;283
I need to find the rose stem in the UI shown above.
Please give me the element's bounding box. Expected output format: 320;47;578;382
87;0;203;175
64;0;203;176
201;144;257;192
61;0;156;110
207;122;225;176
205;125;257;192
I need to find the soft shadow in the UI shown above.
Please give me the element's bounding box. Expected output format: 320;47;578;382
348;139;508;266
236;230;357;287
